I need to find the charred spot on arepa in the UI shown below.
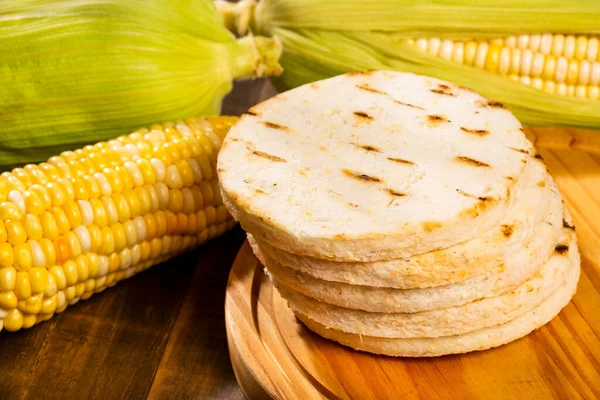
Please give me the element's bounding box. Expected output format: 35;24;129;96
459;196;497;219
352;143;381;152
505;176;516;182
455;156;490;168
393;100;424;110
387;189;407;197
426;115;450;126
554;244;569;255
353;111;374;122
534;153;544;160
356;83;385;94
422;221;442;232
342;169;382;183
456;189;492;201
478;99;506;109
254;188;267;195
430;84;455;96
244;110;258;117
387;157;415;165
501;224;514;238
537;181;546;188
262;121;289;131
347;202;359;208
251;150;287;163
460;127;490;136
509;147;530;154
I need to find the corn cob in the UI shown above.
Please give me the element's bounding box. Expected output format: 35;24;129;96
217;0;600;128
0;0;281;170
0;116;238;332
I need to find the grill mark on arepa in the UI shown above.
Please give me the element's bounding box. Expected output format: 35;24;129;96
505;176;516;182
478;99;506;109
426;115;450;126
501;224;514;238
252;150;287;163
430;84;455;96
263;121;289;131
387;157;415;165
356;83;385;94
554;244;569;255
244;111;258;116
387;189;407;197
394;100;424;110
351;143;381;152
353;111;374;122
254;189;267;195
455;156;490;167
342;169;382;183
456;189;492;201
537;181;546;188
460;127;490;136
509;147;530;154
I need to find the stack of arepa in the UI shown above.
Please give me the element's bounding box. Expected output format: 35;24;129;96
217;71;580;357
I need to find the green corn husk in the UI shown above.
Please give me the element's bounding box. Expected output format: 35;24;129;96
0;0;282;170
217;0;600;128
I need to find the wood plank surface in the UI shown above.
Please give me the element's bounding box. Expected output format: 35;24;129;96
0;79;277;400
225;128;600;400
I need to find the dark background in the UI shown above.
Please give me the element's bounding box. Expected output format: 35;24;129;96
0;79;277;400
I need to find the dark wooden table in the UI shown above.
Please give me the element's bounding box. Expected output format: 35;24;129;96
0;79;276;400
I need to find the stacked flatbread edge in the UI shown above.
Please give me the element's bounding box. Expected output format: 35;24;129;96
218;70;580;357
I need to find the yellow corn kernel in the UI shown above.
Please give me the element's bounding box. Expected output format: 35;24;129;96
139;240;152;262
18;294;42;314
49;206;71;234
156;182;169;210
108;253;120;273
62;261;78;287
3;309;24;331
112;193;131;223
0;202;24;221
13;243;32;271
116;166;135;191
64;285;76;301
71;176;89;200
484;44;501;72
15;271;31;300
23;214;43;241
112;223;127;252
135;187;151;216
6;220;27;246
0;243;14;268
150;237;163;258
39;238;56;267
100;197;119;226
125;190;141;219
168;189;184;213
144;214;158;240
90;198;108;227
40;211;60;239
196;210;207;232
93;172;113;197
145;185;160;212
87;225;102;253
0;267;16;292
186;213;197;234
103;168;124;194
41;296;58;315
155;211;167;237
46;182;67;207
100;226;115;255
44;272;57;297
65;231;82;259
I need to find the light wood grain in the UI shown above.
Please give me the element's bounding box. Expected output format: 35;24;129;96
225;128;600;400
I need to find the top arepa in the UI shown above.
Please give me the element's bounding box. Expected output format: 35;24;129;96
217;71;535;261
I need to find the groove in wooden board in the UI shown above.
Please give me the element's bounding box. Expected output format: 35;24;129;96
225;128;600;400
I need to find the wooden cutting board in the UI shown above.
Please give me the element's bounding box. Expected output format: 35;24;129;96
224;127;600;400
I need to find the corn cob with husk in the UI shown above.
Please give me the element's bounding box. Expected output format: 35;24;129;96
0;0;281;171
0;116;237;332
216;0;600;128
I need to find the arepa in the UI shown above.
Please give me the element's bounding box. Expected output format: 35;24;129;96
218;71;535;261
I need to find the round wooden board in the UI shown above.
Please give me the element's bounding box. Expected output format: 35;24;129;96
225;128;600;400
